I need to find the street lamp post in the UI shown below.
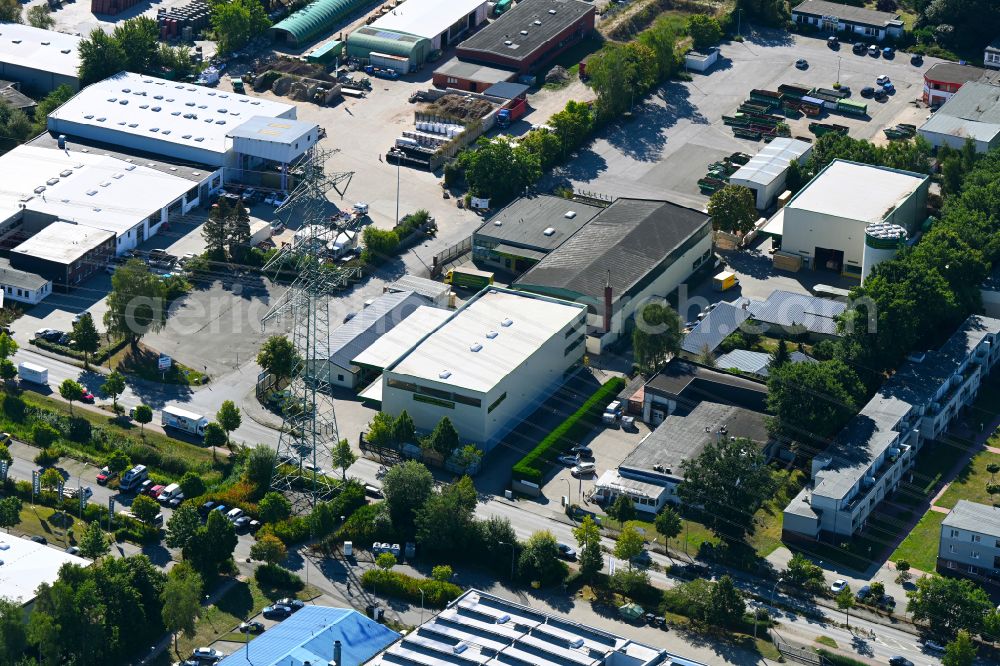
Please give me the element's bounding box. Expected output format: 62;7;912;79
564;479;572;510
736;9;743;39
390;149;402;226
419;588;425;625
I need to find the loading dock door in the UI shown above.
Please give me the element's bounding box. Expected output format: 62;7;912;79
814;246;844;273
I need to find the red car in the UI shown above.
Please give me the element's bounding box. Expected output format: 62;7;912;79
80;389;95;403
147;484;165;498
96;466;114;485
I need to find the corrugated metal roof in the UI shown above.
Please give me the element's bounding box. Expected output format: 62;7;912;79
271;0;373;44
216;605;399;666
747;290;846;336
729;138;812;189
681;301;752;355
919;82;1000;144
322;290;429;369
715;349;816;377
515;198;709;303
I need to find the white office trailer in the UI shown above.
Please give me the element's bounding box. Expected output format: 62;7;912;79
381;288;587;449
47;72;318;178
0;24;81;93
728;138;813;209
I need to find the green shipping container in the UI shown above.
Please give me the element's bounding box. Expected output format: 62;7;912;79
837;99;868;116
306;40;344;65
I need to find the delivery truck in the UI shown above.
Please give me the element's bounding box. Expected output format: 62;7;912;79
17;362;48;385
161;405;210;437
445;266;494;291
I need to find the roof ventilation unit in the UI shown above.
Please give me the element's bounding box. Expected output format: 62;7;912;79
486;330;498;339
46;178;59;186
33;186;45;194
520;30;528;35
493;220;502;226
504;40;512;45
60;49;70;54
564;210;576;218
439;370;452;379
543;227;555;236
501;318;513;327
549;8;556;13
533;20;541;25
59;170;72;177
470;343;483;352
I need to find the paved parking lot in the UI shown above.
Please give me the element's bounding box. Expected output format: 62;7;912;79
548;30;942;209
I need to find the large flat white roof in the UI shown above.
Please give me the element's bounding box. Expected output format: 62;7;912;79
48;72;296;157
0;532;89;605
12;222;114;264
730;138;812;188
370;0;486;39
787;159;927;223
388;288;585;393
351;305;452;370
0;24;81;79
0;145;197;237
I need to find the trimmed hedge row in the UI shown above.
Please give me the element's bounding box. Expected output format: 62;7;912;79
511;376;626;484
360;568;462;608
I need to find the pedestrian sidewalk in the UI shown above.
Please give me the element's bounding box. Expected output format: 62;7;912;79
240;386;285;431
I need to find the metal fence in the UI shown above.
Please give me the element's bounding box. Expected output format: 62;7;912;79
772;633;822;665
431;237;472;277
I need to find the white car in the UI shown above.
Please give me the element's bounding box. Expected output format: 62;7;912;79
876;74;891;85
272;194;289;208
264;192;277;206
571;462;596;478
191;646;224;661
303;462;325;476
830;579;848;593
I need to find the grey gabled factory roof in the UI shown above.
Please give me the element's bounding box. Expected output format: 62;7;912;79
748;290;846;336
919;82;1000;145
0;258;49;292
681;300;752;355
514;198;709;304
942;500;1000;538
322;291;429;371
457;0;595;66
791;0;900;27
474;194;601;253
715;349;816;377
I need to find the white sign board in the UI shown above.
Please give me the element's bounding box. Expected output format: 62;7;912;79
158;355;172;371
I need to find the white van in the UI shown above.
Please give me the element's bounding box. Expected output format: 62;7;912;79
571;462;596;478
158;483;182;504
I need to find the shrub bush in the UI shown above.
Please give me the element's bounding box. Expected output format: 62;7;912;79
34;447;61;466
3;394;26;421
511;377;626;484
67;417;91;442
260;516;311;545
335;502;398;547
255;563;305;591
32;422;59;448
360;568;462;607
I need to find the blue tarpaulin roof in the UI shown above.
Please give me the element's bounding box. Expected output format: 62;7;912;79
216;606;399;666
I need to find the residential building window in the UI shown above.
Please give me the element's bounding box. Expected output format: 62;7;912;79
447;77;458;84
973;534;981;543
968;565;978;574
488;392;507;413
337;374;344;382
950;528;960;538
947;560;956;569
949;544;957;553
972;550;980;559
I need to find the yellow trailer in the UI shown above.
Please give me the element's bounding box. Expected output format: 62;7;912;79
713;270;738;291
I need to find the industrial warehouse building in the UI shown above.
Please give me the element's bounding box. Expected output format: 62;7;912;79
432;58;516;92
784;315;1000;541
472;194;602;274
381;288;587;449
0;24;81;93
346;0;488;71
514;198;712;354
455;0;596;74
47;72;318;175
11;223;115;289
728;138;813;209
791;0;903;42
0;532;89;609
770;160;928;279
270;0;372;46
919;81;1000;153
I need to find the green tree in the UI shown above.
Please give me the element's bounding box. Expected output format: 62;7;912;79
165;504;201;550
766;359;865;441
249;534;287;565
392;411;415;444
226;199;252;260
71;313;100;369
520;128;563;169
245;444;277;493
210;0;271;54
453;444;483;473
573;515;603;580
132;404;153;435
608;495;637;523
215;400;241;449
333;438;357;481
112;17;159;74
707;575;745;628
836;585;854;627
869;581;886;601
784;552;824;589
632;301;682;371
382;460;433;536
459;136;542;206
708;185;758;235
375;552;397;570
58;379;85;416
0;332;18;360
549;100;594;154
614;524;645;567
161;562;202;656
360;227;400;264
688;14;723;49
431;565;453;582
203;199;230;257
415;476;478;556
907;575;992;639
677;437;775;542
943;629;977;666
0;598;28;664
0;359;15;385
27;610;59;666
258;491;291;524
131;494;160;526
106;449;131;477
770;338;790;368
104;259;167;347
39;467;62;492
177;471;205;500
518;530;567;586
100;371;127;412
637;14;682;80
78;521;110;560
257;335;299;383
587;41;656;118
78;28;128;86
32;85;75;132
33;423;58;449
185;510;237;577
0;496;22;533
0;0;21;23
203;422;226;462
424;416;460;456
654;505;682;550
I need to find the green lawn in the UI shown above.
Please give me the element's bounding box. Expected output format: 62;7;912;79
935;449;1000;509
891;510;945;572
815;635;838;648
10;504;86;546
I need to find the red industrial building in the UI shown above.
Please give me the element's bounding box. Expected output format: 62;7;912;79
454;0;595;74
922;62;987;107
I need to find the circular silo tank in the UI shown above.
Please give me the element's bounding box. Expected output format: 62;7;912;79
862;221;908;281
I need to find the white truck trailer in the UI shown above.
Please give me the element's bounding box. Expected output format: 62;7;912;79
17;362;48;385
161;405;209;438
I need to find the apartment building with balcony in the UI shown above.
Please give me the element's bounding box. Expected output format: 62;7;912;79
784;315;1000;540
938;500;1000;587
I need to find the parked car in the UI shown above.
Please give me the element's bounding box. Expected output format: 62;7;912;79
855;585;870;601
827;35;839;48
621;416;638;431
883;81;895;93
795;58;808;69
233;516;251;532
860;86;875;98
557;455;579;467
0;432;10;446
276;598;305;612
630;550;653;567
96;466;115;485
249;519;262;534
889;657;914;666
239;621;264;634
882;46;895;58
852;42;866;55
922;639;945;653
571;462;596;478
874;89;888;102
876;75;890;86
213;504;228;515
225;507;244;522
364;484;383;498
147;484;166;499
877;594;896;609
66;546;80;555
570;445;593;458
34;328;60;341
80;388;95;403
199;501;216;516
262;605;292;620
911;54;924;66
557;543;577;561
138;479;154;495
191;646;224;662
829;579;848;593
29;535;47;544
868;44;880;56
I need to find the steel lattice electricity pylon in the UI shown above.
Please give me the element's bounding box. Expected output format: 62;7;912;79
261;145;358;512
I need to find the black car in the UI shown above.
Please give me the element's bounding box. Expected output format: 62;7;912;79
874;89;888;102
276;598;305;612
233;516;252;532
199;500;216;517
860;86;875;98
570;445;593;459
262;605;292;620
239;621;264;634
557;543;577;561
853;42;866;55
889;657;914;666
911;54;924;66
29;535;47;545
